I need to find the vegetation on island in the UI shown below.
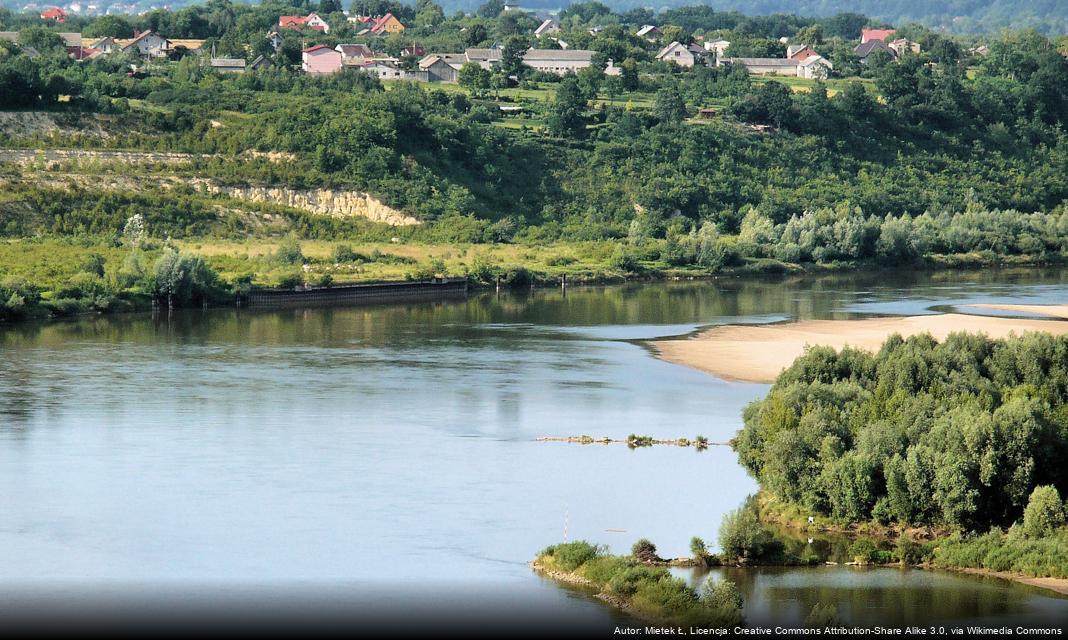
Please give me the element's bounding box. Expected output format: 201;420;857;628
533;540;743;626
732;331;1068;578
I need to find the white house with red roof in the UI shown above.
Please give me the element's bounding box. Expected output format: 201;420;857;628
279;12;330;34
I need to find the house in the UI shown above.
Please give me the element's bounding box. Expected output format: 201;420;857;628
88;36;120;54
722;57;801;76
418;53;465;82
464;47;502;67
854;39;896;63
401;45;426;58
798;55;833;79
362;60;408;80
122;31;170;58
53;32;85;58
522;49;618;75
655;41;708;67
41;7;67;22
336;43;374;62
704;39;731;58
861;28;896;44
210;58;246;73
266;31;284;51
968;45;989;57
636;25;660;42
786;44;820;61
889;38;920;55
534;18;559;38
279;13;330;34
369;13;405;35
302;44;342;74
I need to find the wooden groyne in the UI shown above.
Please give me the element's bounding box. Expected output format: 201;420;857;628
243;278;468;308
537;435;729;449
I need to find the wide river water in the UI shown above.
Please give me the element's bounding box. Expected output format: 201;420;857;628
2;268;1067;629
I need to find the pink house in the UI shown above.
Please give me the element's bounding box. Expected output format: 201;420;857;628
302;44;342;74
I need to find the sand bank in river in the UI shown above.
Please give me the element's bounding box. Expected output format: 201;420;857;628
968;303;1068;319
652;312;1068;384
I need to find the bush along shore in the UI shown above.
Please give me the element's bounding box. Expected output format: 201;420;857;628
531;540;745;627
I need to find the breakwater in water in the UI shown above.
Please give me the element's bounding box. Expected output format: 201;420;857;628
244;278;468;308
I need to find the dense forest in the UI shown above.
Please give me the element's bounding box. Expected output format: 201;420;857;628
734;332;1068;531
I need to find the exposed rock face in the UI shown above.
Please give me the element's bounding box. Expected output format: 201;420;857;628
0;149;202;165
0;111;109;139
199;184;421;226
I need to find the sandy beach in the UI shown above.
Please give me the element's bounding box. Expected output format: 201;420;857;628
653;311;1068;384
968;303;1068;319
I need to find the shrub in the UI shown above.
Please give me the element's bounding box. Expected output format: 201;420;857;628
332;244;358;263
895;536;931;565
1022;486;1064;538
632;538;659;562
690;536;708;558
578;555;633;586
274;235;305;265
606;564;671;597
701;578;742;611
611;247;642;273
718;496;779;563
81;253;106;277
541;541;603;572
153;248;220;305
275;271;304;289
0;276;41;320
631;575;699;619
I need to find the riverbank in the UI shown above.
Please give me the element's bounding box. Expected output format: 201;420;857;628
652;311;1068;383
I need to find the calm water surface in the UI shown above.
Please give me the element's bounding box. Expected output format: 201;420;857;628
1;269;1067;626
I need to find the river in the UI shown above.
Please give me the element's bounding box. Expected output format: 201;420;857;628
1;268;1066;630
